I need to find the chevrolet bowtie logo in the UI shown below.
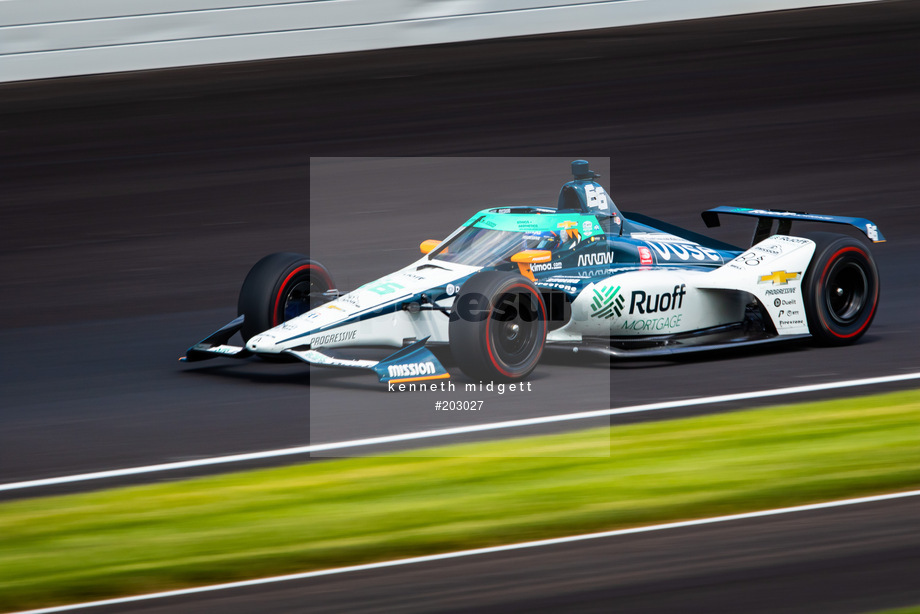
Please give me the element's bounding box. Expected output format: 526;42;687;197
759;270;800;285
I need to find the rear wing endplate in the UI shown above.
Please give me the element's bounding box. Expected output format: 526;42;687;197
701;206;885;245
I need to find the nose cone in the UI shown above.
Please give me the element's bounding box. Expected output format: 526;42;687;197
247;334;277;354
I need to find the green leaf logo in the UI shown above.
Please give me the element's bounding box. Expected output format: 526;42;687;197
590;285;625;319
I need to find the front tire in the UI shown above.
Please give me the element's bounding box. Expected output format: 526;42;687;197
449;272;547;382
237;252;334;343
803;232;879;345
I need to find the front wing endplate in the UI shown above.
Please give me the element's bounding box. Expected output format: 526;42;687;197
285;337;450;384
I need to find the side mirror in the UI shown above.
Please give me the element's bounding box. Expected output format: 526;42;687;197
420;239;443;255
510;250;552;281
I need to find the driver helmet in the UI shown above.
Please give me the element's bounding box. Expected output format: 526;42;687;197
522;230;561;251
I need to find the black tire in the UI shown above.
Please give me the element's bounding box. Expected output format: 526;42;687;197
449;272;547;382
803;232;879;346
237;252;334;343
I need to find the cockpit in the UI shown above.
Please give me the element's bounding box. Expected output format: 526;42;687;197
424;160;619;267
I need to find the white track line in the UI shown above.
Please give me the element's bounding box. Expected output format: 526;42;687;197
12;488;920;614
3;372;919;492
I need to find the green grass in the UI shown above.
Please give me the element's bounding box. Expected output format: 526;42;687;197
1;390;918;611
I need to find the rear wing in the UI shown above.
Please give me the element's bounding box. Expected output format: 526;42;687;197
701;206;885;245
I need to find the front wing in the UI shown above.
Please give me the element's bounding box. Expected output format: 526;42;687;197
181;317;450;384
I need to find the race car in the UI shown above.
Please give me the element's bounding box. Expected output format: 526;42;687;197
182;160;884;385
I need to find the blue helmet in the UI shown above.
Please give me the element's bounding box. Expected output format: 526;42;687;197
522;230;561;251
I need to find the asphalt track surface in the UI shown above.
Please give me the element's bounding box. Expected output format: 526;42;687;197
1;0;919;611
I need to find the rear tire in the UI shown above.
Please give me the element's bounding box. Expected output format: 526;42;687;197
237;252;334;344
449;272;547;382
803;233;879;346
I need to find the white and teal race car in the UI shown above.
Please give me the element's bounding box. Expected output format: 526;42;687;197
182;161;884;385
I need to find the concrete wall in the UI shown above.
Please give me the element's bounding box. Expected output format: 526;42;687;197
0;0;877;83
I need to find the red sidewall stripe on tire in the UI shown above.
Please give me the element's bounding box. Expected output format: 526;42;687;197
818;246;877;339
485;284;547;378
271;264;330;327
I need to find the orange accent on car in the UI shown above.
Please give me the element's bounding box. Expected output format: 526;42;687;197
516;262;536;281
511;250;553;263
420;239;442;254
511;250;552;281
389;373;451;384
